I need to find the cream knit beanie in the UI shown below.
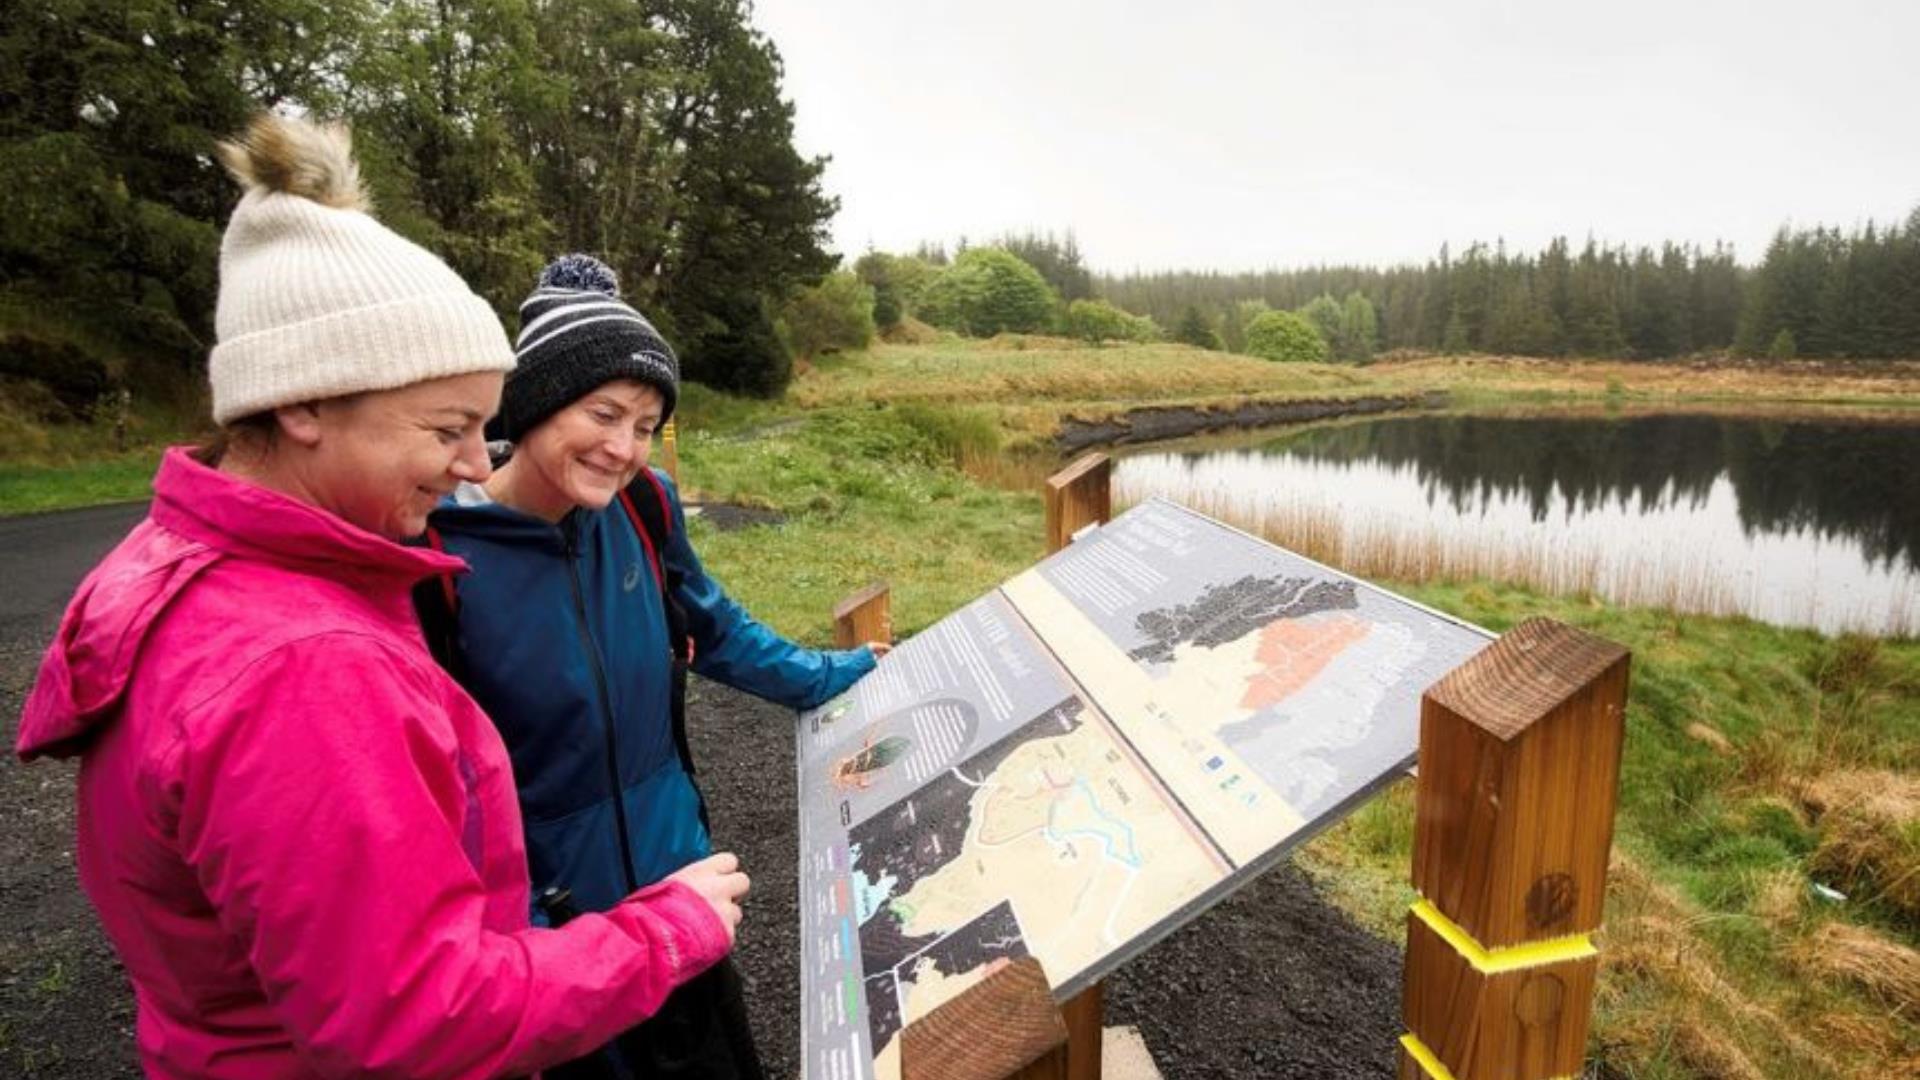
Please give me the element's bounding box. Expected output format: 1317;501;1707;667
207;114;515;425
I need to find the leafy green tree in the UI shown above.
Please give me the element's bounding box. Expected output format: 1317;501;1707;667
1220;298;1269;354
1298;294;1343;350
349;0;551;312
1172;305;1222;350
854;251;938;329
1065;299;1155;344
1337;291;1377;362
993;230;1093;301
780;271;874;359
918;248;1058;337
1244;310;1328;363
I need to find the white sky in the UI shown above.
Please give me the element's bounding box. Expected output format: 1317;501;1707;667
751;0;1920;273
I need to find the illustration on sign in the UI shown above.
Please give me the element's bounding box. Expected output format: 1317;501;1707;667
795;499;1491;1080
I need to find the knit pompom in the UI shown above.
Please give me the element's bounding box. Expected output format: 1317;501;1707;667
538;254;620;297
216;113;368;212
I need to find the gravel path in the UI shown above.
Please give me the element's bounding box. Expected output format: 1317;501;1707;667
2;503;1404;1078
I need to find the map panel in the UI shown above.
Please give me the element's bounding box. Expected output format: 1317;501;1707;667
797;499;1491;1080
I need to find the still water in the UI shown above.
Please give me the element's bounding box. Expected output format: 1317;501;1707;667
1113;411;1920;636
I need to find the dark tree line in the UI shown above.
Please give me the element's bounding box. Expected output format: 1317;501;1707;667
1100;211;1920;361
2;0;834;410
1268;414;1920;570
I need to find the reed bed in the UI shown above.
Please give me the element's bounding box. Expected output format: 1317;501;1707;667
1120;481;1917;638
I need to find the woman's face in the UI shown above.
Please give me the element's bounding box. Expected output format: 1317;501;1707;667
284;371;502;539
517;380;664;511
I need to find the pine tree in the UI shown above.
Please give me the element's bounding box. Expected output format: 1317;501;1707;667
1172;305;1222;350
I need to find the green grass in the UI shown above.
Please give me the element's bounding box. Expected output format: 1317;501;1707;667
0;454;160;514
9;338;1920;1076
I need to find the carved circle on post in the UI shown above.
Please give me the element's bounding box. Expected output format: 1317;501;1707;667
1513;972;1567;1028
1526;872;1578;932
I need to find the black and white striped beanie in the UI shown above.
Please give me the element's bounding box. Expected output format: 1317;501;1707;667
496;254;679;441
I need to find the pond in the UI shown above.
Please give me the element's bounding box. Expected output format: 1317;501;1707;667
1112;409;1920;637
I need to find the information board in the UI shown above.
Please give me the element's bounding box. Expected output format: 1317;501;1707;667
795;499;1491;1080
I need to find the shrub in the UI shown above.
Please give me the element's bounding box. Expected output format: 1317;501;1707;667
1768;328;1798;361
780;271;875;360
1065;298;1157;344
1243;310;1329;363
917;248;1058;337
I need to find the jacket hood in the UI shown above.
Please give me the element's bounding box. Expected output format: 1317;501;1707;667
16;447;467;760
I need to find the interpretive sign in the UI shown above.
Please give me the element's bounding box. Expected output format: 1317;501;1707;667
795;498;1491;1080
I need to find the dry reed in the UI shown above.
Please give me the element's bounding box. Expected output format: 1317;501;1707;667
1794;922;1920;1012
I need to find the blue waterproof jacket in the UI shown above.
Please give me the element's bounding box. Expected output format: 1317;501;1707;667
425;470;874;914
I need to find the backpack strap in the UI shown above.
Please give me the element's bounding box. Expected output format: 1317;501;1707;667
616;471;706;822
411;526;465;681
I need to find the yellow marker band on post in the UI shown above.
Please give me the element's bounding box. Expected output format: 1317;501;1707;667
1400;1033;1460;1080
1411;898;1595;974
1400;1032;1574;1080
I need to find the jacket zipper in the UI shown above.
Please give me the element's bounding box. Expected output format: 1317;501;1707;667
564;519;641;895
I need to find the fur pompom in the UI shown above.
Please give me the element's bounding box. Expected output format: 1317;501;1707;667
538;253;621;297
216;113;369;212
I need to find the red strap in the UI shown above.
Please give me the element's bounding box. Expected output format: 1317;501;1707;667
618;479;694;665
425;526;458;614
640;468;674;539
617;489;667;595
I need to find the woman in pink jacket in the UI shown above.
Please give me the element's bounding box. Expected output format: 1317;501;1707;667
13;113;746;1079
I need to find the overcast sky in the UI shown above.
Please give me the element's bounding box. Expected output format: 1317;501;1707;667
751;0;1920;274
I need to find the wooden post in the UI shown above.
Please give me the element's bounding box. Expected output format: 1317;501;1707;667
1398;618;1630;1080
1044;452;1111;555
902;957;1067;1080
833;581;892;649
660;418;681;486
1003;453;1117;1080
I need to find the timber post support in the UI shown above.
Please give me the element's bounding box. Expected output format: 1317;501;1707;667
1045;452;1111;555
660;418;681;486
1398;617;1631;1080
832;581;892;650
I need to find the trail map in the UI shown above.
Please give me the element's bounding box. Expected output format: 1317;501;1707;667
795;499;1490;1080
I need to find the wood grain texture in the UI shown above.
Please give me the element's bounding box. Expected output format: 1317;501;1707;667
832;581;892;650
1400;913;1596;1080
1044;453;1112;555
1411;618;1630;946
900;957;1067;1080
1010;982;1103;1080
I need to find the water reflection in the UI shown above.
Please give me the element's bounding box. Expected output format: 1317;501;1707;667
1114;412;1920;636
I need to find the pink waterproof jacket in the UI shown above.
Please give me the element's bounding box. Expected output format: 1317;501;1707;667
15;448;731;1079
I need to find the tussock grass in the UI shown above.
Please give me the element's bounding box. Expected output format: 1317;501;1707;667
1795;922;1920;1012
1801;771;1920;924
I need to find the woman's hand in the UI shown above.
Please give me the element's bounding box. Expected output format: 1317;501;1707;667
866;640;893;658
666;852;751;942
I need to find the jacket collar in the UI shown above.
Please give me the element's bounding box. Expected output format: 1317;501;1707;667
151;446;467;582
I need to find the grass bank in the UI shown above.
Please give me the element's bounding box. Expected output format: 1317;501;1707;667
674;373;1920;1080
7;340;1919;1075
788;341;1920;453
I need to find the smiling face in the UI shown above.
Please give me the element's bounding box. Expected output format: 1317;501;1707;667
511;379;664;514
275;371;502;539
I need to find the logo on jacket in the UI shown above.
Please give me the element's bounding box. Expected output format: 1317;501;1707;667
623;562;642;592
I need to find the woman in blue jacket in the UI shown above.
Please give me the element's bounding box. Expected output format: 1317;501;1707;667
418;255;886;1079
